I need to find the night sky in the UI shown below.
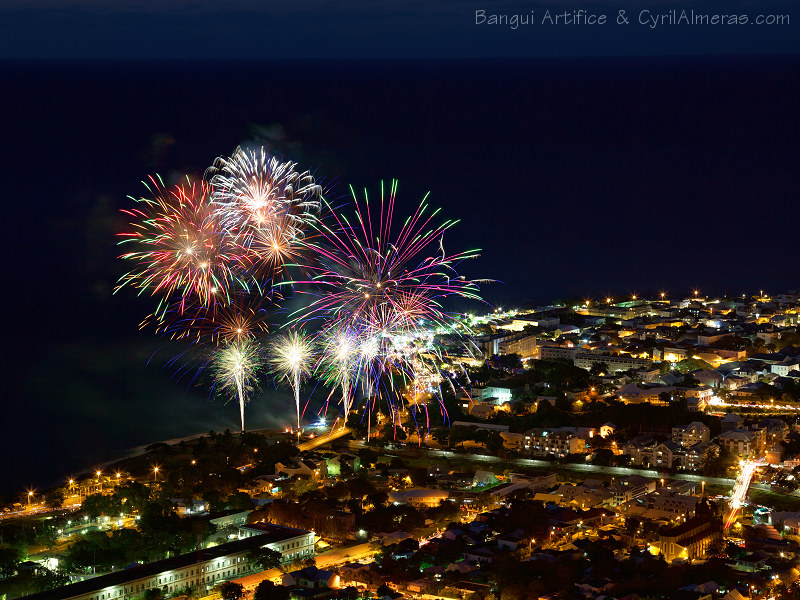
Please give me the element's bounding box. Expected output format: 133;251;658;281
1;0;799;496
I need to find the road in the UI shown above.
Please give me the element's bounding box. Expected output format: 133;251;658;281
315;541;374;568
298;428;353;452
349;440;777;493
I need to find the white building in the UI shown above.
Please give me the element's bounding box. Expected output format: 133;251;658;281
23;524;314;600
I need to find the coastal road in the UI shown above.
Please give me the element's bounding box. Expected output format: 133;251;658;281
349;440;778;493
298;428;353;452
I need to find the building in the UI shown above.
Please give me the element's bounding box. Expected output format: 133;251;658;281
497;334;538;359
282;566;340;590
675;442;719;472
672;422;711;447
773;358;800;377
388;488;449;508
653;347;688;363
693;369;724;389
719;428;766;457
574;352;652;373
482;382;525;404
721;414;745;432
651;515;722;561
22;524;314;600
580;303;654;321
616;383;676;404
538;345;577;362
609;475;656;505
523;428;586;457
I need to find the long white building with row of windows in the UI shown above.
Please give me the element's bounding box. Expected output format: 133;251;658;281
23;523;313;600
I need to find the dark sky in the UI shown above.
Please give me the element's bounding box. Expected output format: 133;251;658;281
0;0;797;59
0;2;799;496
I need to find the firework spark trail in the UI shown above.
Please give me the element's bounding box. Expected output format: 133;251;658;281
210;339;264;433
271;330;314;432
141;290;277;346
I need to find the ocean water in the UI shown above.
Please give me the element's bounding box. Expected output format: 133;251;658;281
2;56;798;497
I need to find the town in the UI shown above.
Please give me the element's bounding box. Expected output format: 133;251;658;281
3;290;800;600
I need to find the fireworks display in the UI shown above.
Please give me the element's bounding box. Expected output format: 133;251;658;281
118;150;483;439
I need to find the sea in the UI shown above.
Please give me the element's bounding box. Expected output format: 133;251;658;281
2;56;798;497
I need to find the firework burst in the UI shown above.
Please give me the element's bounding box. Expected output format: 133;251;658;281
116;176;245;314
295;180;481;334
208;146;322;277
211;339;264;433
270;330;315;431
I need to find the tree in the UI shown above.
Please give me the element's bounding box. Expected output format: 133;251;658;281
589;362;609;376
356;447;378;467
592;448;616;466
44;489;65;509
485;431;504;455
255;580;291;600
227;491;254;511
0;546;22;578
217;581;245;600
430;427;449;447
248;546;282;571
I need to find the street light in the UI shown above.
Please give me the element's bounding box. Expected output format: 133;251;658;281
27;491;33;507
153;466;160;483
701;481;706;496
